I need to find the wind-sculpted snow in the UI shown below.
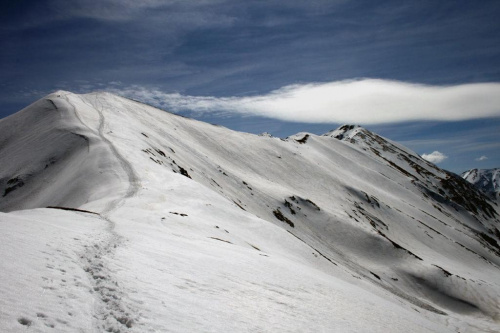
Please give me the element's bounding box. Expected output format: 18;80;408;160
1;91;500;332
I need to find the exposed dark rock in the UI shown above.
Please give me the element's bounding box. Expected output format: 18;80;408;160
178;166;192;179
273;208;294;227
3;176;25;197
296;134;309;144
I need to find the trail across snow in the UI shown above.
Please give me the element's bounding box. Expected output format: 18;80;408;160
90;93;140;213
63;92;141;331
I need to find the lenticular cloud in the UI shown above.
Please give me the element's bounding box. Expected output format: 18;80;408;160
111;79;500;124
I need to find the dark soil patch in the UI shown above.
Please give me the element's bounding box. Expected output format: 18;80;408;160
17;317;32;326
305;199;320;211
478;232;500;253
248;243;261;251
378;231;423;260
178;166;192;179
432;265;452;277
296;134;309;144
155;149;166;157
208;237;233;244
284;200;296;215
3;176;25;197
233;200;246;211
273;209;294;227
169;212;188;217
46;206;100;215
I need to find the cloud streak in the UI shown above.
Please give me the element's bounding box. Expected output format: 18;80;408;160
110;79;500;124
48;0;237;25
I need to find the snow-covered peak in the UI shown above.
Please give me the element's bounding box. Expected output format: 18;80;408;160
1;91;500;332
0;91;131;212
323;124;422;163
323;124;363;140
462;168;500;200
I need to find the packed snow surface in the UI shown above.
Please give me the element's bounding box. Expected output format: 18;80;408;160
1;92;500;332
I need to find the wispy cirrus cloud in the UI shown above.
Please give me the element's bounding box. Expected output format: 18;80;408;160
109;79;500;125
49;0;219;21
421;151;448;164
475;155;488;161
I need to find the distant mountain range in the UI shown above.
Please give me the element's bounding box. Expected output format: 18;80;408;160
462;168;500;201
1;91;499;332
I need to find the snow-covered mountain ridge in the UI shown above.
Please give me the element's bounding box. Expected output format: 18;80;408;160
1;91;499;332
462;168;500;201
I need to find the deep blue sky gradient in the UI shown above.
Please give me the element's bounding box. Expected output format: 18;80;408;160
1;0;499;172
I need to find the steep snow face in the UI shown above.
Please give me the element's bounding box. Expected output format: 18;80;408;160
1;92;500;332
0;92;131;212
324;125;497;219
462;168;500;200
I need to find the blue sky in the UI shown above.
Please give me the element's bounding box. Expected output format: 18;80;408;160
1;0;499;173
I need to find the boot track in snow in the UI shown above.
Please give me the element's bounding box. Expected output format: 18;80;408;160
64;93;140;331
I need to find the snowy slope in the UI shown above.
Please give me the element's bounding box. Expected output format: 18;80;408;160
1;91;500;332
462;168;500;200
0;94;131;212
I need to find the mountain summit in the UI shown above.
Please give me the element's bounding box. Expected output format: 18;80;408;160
1;91;499;332
462;168;500;201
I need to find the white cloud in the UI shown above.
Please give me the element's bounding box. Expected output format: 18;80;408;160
109;79;500;124
421;151;448;164
475;155;488;161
